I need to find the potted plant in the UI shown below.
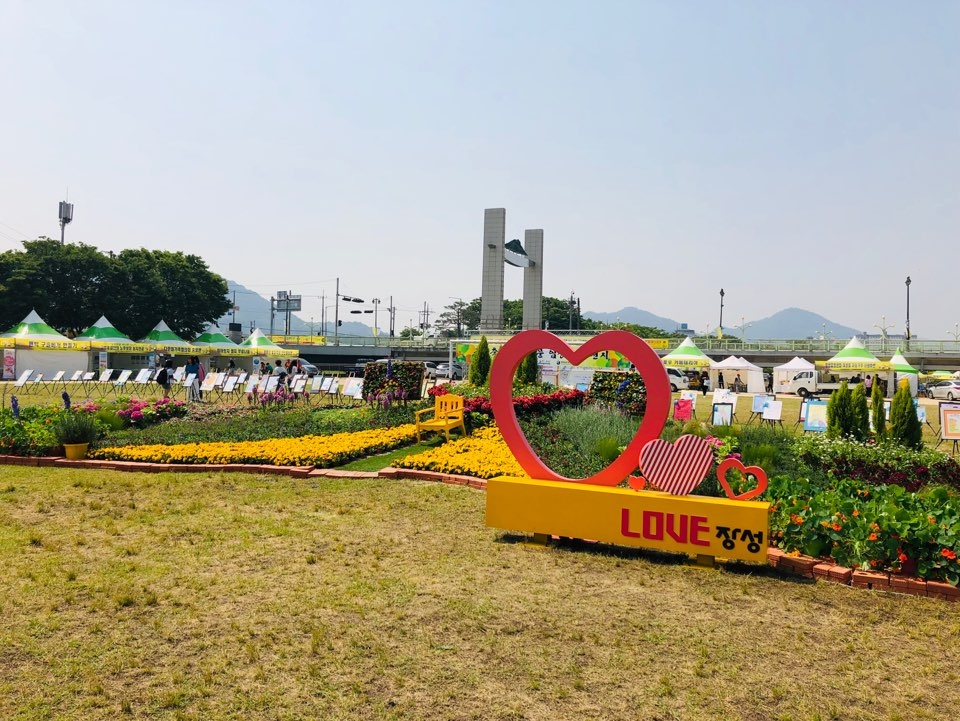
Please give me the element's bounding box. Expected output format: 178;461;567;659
52;411;100;459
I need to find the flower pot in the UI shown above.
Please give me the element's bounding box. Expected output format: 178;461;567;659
63;443;89;460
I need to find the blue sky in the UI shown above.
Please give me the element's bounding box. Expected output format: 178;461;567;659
1;1;957;337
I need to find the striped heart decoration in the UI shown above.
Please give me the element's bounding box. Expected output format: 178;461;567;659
638;435;714;496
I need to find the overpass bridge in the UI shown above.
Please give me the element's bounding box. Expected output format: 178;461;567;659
283;334;960;375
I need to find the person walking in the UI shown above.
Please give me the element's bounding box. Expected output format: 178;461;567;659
700;370;710;397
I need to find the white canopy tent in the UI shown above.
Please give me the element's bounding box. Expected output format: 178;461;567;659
772;357;815;395
712;355;765;394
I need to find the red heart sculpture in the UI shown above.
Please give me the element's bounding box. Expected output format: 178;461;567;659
716;458;768;501
638;435;714;495
489;330;671;486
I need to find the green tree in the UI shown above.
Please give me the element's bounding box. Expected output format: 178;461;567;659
434;299;470;337
888;379;923;450
469;335;492;386
0;239;231;339
517;352;539;385
850;383;870;441
826;382;853;438
871;378;886;441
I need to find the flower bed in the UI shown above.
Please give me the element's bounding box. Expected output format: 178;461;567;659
393;426;527;479
91;425;419;467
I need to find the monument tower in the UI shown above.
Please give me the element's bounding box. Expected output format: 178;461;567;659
479;208;543;332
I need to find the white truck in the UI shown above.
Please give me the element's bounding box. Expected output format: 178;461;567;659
785;370;849;397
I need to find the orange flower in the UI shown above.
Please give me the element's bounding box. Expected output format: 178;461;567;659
869;533;878;541
942;549;957;560
928;516;937;524
791;514;804;526
852;509;860;517
832;523;842;532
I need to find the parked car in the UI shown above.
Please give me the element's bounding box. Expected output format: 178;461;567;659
437;362;465;380
665;367;688;392
927;380;960;400
290;358;319;377
422;362;438;379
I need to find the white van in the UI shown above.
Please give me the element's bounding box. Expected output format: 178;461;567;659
666;367;689;392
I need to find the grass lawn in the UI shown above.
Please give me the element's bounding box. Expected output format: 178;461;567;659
2;466;959;720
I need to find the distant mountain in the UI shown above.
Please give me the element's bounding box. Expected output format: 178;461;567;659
739;308;862;341
219;281;371;337
584;305;862;339
583;307;692;333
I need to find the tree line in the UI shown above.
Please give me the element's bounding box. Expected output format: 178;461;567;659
0;238;231;340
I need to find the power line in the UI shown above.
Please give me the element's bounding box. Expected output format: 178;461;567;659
0;220;31;239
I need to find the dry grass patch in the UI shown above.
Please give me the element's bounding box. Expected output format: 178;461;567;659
0;466;958;720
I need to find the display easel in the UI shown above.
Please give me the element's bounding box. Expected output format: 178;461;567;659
747;394;773;424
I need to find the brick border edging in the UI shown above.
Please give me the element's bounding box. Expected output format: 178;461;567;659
2;454;954;601
767;547;959;602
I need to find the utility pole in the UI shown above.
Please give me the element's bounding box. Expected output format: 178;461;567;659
568;291;575;331
389;296;396;338
372;298;381;342
334;277;340;346
269;296;276;337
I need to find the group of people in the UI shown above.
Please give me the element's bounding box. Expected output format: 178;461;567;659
263;358;307;388
697;370;747;396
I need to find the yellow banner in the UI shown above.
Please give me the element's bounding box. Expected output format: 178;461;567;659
486;477;769;563
269;334;326;345
89;341;154;353
23;339;87;351
816;360;891;372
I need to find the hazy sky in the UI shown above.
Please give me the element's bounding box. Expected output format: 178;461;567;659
1;1;957;337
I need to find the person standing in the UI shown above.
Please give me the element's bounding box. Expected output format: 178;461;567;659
157;359;174;400
717;372;725;390
865;374;873;393
700;370;710;397
184;356;200;402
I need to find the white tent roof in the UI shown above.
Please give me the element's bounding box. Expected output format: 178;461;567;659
714;355;757;371
774;356;815;372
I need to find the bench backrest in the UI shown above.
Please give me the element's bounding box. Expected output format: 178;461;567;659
435;394;464;417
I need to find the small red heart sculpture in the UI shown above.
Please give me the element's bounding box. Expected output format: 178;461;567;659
716;458;768;501
489;330;671;486
638;435;715;495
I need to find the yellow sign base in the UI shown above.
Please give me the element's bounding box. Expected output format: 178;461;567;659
486;476;770;564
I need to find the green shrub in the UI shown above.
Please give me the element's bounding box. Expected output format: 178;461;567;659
52;411;100;446
469;336;491;386
850;383;869;441
871;378;886;441
889;379;922;450
826;382;853;438
516;353;539;386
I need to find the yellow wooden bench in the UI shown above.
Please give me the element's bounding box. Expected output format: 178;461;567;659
415;394;467;443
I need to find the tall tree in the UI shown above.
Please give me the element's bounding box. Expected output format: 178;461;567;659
0;239;231;339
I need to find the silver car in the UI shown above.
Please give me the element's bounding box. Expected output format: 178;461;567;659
436;362;465;380
928;379;960;400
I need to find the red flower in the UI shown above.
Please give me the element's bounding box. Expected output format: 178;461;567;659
868;533;878;541
941;549;957;560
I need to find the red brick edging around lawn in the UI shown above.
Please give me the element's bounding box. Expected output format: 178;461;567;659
1;454;954;601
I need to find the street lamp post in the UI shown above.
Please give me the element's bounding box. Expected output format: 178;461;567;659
874;315;895;354
718;289;725;339
905;276;912;350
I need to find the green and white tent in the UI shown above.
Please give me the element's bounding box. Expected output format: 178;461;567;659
0;310;89;378
888;349;918;374
193;328;247;356
76;315;152;352
889;348;919;396
821;337;887;372
239;329;296;358
660;338;714;368
1;309;82;349
141;321;202;354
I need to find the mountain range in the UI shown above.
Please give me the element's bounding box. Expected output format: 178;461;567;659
583;306;865;340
